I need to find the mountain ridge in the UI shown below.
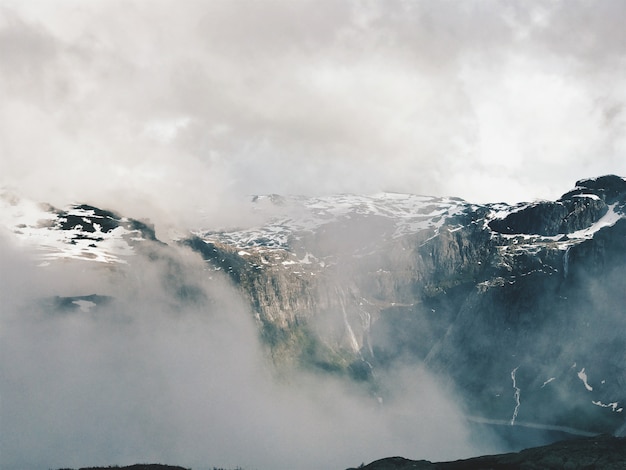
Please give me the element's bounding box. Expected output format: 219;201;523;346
346;434;626;469
3;175;626;460
52;434;626;470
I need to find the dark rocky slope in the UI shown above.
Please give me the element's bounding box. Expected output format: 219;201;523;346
58;435;626;470
348;434;626;470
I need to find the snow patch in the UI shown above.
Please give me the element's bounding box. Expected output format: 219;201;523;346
592;401;623;412
567;204;621;240
0;193;144;265
195;193;472;253
72;300;97;312
299;252;315;264
573;193;601;201
577;368;593;391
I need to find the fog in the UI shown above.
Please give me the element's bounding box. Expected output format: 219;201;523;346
0;236;496;470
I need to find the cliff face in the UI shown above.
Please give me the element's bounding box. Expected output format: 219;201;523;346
4;178;625;443
186;176;626;434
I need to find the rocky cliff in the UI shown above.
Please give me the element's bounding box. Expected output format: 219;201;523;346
185;175;626;435
3;176;626;448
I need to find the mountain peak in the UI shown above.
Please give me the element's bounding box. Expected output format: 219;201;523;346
349;434;626;470
563;174;626;203
574;174;626;190
0;193;156;264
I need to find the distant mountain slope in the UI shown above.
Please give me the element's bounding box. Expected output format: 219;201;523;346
3;175;626;448
183;176;626;437
54;435;626;470
347;434;626;469
58;466;190;470
0;191;156;264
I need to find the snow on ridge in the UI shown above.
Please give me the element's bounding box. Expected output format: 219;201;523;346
486;202;534;221
567;203;621;240
577;175;626;184
572;193;601;201
487;202;624;257
196;192;471;251
0;193;140;265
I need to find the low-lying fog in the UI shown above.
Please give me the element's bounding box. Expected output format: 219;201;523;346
0;238;499;470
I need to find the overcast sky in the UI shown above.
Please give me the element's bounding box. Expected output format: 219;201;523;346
1;0;625;227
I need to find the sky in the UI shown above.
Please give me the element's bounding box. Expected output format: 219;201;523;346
1;0;625;228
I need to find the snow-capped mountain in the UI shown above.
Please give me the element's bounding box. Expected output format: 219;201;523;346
3;175;626;449
184;175;626;438
195;192;470;251
0;191;156;265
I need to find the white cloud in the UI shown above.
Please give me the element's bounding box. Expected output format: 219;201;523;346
0;240;486;470
0;0;624;221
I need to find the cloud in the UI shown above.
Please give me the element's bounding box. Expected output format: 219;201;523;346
0;238;490;470
1;0;625;226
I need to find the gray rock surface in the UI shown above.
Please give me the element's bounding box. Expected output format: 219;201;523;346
186;176;626;435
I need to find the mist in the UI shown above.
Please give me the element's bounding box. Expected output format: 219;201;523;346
0;235;495;470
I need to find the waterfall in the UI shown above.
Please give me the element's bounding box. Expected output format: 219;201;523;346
337;287;360;352
511;366;521;425
563;246;571;279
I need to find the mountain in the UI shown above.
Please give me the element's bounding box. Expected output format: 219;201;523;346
58;466;190;470
182;175;626;438
52;434;626;469
0;195;157;263
2;175;626;461
347;434;626;469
